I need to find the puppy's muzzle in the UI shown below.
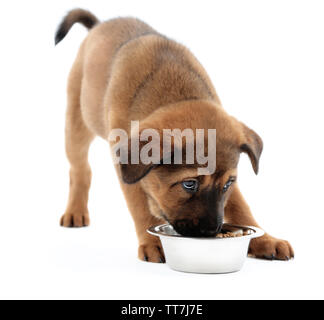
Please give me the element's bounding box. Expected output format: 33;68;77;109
173;218;223;237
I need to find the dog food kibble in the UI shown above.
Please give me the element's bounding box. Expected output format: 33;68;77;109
215;226;253;238
216;232;241;238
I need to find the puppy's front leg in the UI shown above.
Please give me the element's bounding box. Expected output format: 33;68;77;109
225;185;294;260
120;182;165;263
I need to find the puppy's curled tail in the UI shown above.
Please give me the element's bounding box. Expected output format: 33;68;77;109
55;9;100;45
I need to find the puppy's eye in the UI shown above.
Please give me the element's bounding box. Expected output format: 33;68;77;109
182;180;199;193
223;178;236;193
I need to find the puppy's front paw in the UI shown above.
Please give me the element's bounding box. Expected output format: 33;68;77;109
138;239;165;263
249;234;294;261
60;212;90;228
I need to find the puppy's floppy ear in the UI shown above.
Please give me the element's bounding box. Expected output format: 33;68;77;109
239;123;263;175
119;138;163;184
121;162;159;184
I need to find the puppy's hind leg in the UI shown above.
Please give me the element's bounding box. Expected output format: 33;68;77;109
60;59;95;228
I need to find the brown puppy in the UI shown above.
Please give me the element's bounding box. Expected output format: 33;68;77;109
56;9;294;262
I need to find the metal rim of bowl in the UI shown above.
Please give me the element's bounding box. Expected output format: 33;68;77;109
147;223;264;240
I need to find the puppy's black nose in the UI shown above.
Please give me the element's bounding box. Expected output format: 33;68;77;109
199;223;223;237
199;227;221;237
173;219;223;237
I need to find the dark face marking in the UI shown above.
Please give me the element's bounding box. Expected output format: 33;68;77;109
172;176;225;237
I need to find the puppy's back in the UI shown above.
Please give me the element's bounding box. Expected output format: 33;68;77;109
56;10;220;136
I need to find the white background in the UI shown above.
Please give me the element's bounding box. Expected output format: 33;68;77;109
0;0;323;300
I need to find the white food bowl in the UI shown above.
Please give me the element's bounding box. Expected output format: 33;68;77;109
148;224;264;274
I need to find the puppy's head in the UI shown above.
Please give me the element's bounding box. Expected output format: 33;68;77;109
119;101;263;237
